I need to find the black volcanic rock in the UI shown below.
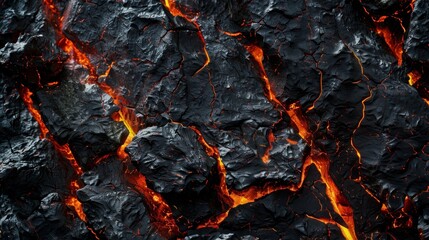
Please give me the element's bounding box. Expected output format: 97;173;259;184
0;6;65;88
1;0;429;239
0;74;91;240
78;158;162;239
127;123;216;194
35;68;128;169
405;0;429;62
354;79;429;205
216;166;345;240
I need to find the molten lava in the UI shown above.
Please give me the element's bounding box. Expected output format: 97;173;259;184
408;70;421;86
18;86;100;238
188;125;233;207
261;131;275;164
126;170;180;237
360;0;417;66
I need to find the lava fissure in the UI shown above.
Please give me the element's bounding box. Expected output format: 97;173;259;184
359;0;416;66
222;31;357;240
17;85;100;239
40;1;181;238
161;0;210;76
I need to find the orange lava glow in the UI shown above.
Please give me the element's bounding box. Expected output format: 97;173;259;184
407;71;421;86
360;0;417;66
375;24;404;65
244;45;283;107
43;0;138;158
126;170;180;237
351;88;373;168
261;131;275;164
394;196;414;228
311;154;356;240
306;214;353;239
188;126;233;207
18;86;83;175
200;150;313;229
307;71;323;112
65;181;87;222
161;0;210;75
18;86;97;237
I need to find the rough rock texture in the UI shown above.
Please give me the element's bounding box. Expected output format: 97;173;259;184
128;123;216;194
36;68;128;168
1;0;429;239
0;75;91;239
78;157;162;239
405;0;429;62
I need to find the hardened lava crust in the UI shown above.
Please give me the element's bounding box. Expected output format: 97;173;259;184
0;0;428;239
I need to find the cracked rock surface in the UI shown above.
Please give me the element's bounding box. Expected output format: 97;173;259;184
0;0;428;239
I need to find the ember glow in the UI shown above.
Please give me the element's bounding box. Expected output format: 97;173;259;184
2;0;428;239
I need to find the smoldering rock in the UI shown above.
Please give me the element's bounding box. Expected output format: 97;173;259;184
203;120;306;190
415;192;429;239
25;192;94;240
0;75;55;191
127;123;227;230
36;68;128;169
1;0;429;239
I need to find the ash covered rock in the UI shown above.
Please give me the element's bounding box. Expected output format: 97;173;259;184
36;69;128;169
78;157;162;239
127;123;216;194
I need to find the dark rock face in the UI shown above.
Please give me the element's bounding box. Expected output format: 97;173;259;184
128;123;216;194
0;75;91;239
1;0;429;239
36;69;128;168
78;157;162;239
405;0;429;62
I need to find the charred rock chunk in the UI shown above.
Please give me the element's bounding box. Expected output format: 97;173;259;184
404;0;429;62
78;157;162;239
36;69;128;169
127;123;216;194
